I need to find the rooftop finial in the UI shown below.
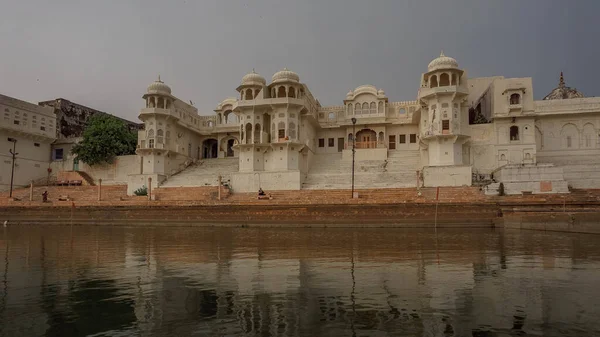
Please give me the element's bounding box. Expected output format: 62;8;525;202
252;68;256;73
158;74;162;82
559;71;565;87
440;50;445;57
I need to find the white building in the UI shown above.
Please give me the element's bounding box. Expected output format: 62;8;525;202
0;94;57;192
127;54;600;194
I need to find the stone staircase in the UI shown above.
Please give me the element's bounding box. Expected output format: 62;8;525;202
161;158;239;187
302;150;421;189
537;155;600;189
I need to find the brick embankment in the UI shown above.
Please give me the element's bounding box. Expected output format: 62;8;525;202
2;185;600;229
0;203;499;227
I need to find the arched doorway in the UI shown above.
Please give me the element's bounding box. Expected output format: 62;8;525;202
220;136;239;157
202;139;218;159
355;129;377;149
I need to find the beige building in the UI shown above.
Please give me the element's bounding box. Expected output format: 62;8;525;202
125;54;600;194
0;94;57;192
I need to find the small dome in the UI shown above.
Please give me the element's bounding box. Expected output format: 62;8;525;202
241;70;266;86
428;51;459;72
346;90;354;99
377;89;385;96
272;68;300;83
147;76;171;94
543;72;584;100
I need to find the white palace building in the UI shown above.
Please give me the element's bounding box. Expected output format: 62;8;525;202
130;53;600;195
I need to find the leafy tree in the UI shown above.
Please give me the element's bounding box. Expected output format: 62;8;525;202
71;114;137;165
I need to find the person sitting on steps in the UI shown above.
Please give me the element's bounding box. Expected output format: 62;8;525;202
42;190;48;202
258;188;265;196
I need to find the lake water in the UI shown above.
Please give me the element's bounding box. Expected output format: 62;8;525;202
1;226;599;337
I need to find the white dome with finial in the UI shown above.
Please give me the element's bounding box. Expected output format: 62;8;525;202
241;69;266;86
427;51;459;72
272;68;300;83
346;90;354;99
147;75;172;94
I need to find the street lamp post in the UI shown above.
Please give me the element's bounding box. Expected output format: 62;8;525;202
351;118;357;198
8;138;18;198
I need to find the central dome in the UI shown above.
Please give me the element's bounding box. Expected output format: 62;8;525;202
428;51;459;72
272;68;300;83
543;72;584;100
241;70;266;86
146;76;172;94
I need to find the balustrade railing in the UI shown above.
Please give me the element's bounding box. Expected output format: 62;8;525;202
344;141;386;150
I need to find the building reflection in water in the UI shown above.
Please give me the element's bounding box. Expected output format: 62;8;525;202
1;226;600;336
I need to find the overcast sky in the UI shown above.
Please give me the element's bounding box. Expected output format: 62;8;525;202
1;0;598;121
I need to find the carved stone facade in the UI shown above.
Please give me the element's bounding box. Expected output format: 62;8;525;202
130;54;600;194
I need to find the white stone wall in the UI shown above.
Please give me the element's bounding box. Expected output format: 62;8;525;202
0;94;56;191
51;154;141;185
0;131;53;191
231;170;301;192
423;165;472;187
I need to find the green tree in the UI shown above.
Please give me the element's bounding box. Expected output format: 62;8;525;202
71;114;137;165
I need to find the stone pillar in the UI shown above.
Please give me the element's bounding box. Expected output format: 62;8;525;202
97;179;102;201
218;175;222;201
30;180;33;201
148;177;152;201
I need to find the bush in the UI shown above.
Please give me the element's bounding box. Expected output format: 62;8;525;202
498;182;505;196
134;185;148;196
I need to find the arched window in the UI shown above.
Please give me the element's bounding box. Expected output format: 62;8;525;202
348;104;353;115
430;75;438;88
583;123;595;148
149;97;156;108
378;131;384;143
439;73;450;86
278;86;286;98
289;122;296;139
370;102;376;114
254;123;261;143
157;97;164;109
245;123;253;144
378;102;383;114
355;103;362;115
245;89;253;100
288;87;296;98
278;121;286;140
510;93;520;105
561;124;579;149
362;102;369;114
451;73;457;86
147;129;155;148
165;100;171;109
399;108;406;114
328;112;336;120
510;126;519;141
157;129;164;144
500;154;506;161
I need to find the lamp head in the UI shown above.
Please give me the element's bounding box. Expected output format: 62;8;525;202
351;117;357;125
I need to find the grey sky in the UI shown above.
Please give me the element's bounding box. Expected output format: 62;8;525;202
1;0;598;121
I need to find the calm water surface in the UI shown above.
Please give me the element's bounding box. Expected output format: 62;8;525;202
1;226;599;336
